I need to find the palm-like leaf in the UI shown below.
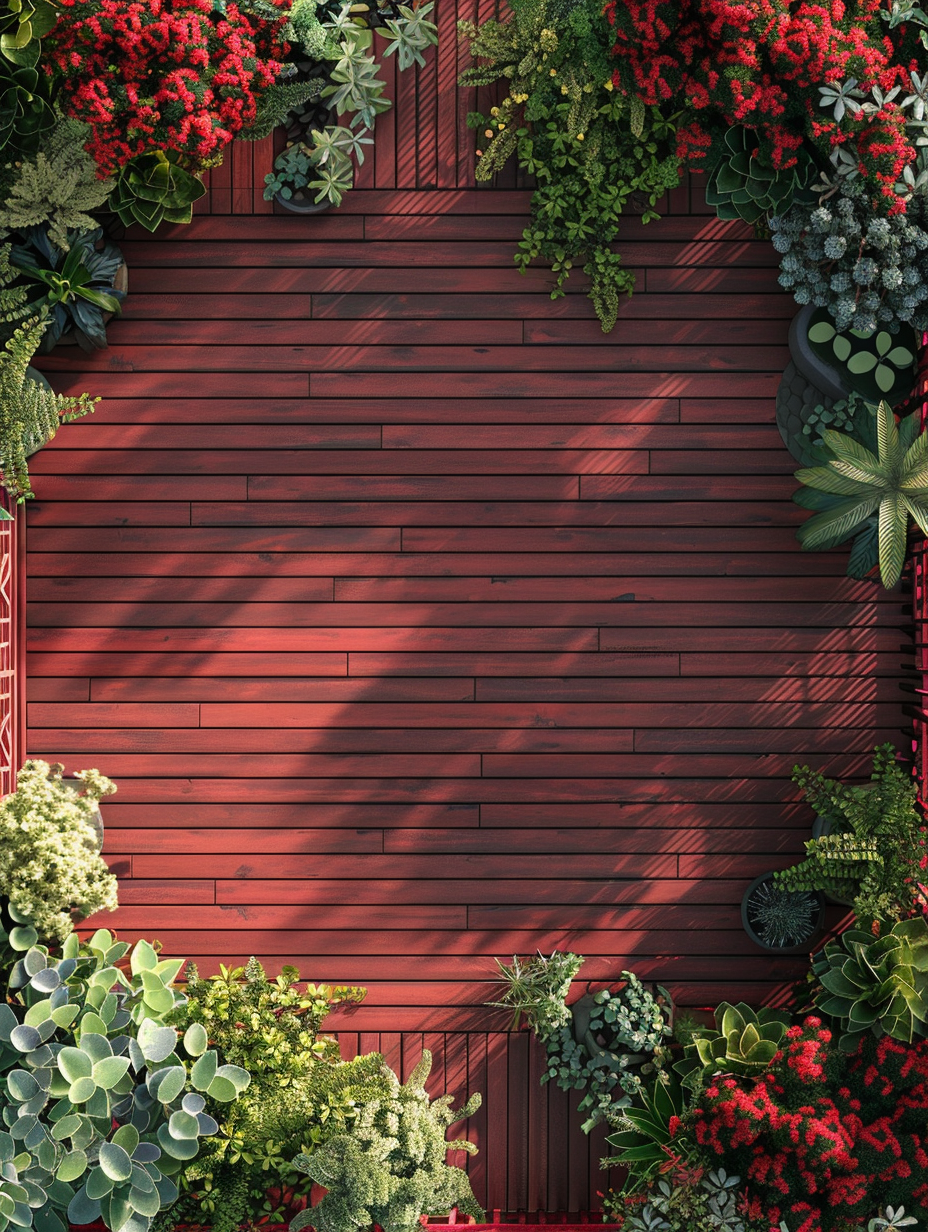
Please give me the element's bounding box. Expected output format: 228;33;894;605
794;402;926;587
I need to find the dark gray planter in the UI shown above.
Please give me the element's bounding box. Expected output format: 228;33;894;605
741;871;826;954
274;190;331;215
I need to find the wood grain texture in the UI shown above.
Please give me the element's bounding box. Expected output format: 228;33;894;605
22;24;903;1208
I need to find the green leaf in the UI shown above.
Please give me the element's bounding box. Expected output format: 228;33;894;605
57;1151;87;1184
137;1020;177;1064
111;1126;139;1156
796;497;880;550
847;352;878;373
92;1057;131;1091
68;1078;97;1104
67;1186;101;1226
57;1049;92;1084
793;466;874;496
167;1110;199;1140
129;941;159;976
888;346;914;367
808;321;836;343
85;1168;114;1201
878;492;908;587
875;363;895;393
98;1143;133;1184
190;1051;217;1092
205;1075;237;1103
80;1012;107;1036
150;1066;185;1105
183;1023;208;1057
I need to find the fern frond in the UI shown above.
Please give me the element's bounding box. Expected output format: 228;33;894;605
238;78;326;141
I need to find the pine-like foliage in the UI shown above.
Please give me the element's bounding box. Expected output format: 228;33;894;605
0;244;97;500
238;78;326;141
0;120;114;251
290;1050;483;1232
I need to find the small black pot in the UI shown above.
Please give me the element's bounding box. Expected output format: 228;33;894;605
788;304;850;402
274;190;332;215
741;871;826;954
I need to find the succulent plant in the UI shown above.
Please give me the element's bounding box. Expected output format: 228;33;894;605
0;929;250;1232
705;126;816;224
812;917;928;1050
603;1074;687;1189
107;151;206;233
674;1002;792;1092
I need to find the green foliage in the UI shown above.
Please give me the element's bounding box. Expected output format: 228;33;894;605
289;1050;483;1232
0;929;250;1232
674;1003;792;1094
169;958;366;1232
602;1073;687;1191
741;874;823;950
0;0;57;60
811;917;928;1050
107;152;206;232
807;311;918;403
606;1167;761;1232
773;745;928;926
0;120;114;251
706;126;816;225
238;78;326;143
458;0;680;331
487;950;583;1034
0;47;56;160
378;1;437;71
10;225;125;352
0;760;118;948
792;399;928;587
0;300;97;501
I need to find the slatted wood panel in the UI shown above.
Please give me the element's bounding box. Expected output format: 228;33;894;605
20;15;906;1209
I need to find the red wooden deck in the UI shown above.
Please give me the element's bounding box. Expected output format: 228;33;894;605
18;11;908;1211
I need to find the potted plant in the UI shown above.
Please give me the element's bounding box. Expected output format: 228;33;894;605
264;0;436;214
740;871;826;954
773;744;928;927
9;224;127;352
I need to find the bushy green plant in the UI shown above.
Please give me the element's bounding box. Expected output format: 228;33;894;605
792;400;928;588
0;120;113;250
674;1002;792;1093
168;958;366;1232
0;760;117;948
487;950;583;1035
772;179;928;332
289;1050;483;1232
774;744;928;926
811;917;928;1050
458;0;680;331
0;929;250;1232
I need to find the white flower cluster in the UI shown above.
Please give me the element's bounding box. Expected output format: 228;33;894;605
0;759;119;942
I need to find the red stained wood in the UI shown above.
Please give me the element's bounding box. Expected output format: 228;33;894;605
23;51;902;1210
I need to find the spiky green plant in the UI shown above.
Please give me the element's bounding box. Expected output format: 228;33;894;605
793;399;928;587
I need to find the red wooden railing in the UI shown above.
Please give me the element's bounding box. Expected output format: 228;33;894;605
0;496;25;797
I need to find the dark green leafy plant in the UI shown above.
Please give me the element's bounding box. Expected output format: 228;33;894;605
674;1002;792;1093
107;152;206;232
741;874;823;950
706;126;816;224
604;1166;760;1232
774;745;928;926
458;0;680;331
812;917;928;1050
289;1050;483;1232
0;929;250;1232
0;0;57;59
0;46;56;159
793;399;928;587
10;225;124;352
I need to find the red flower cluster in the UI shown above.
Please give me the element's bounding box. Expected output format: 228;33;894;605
692;1017;928;1232
43;0;290;175
604;0;922;212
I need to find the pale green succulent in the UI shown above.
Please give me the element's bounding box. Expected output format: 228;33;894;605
794;400;928;587
674;1002;791;1092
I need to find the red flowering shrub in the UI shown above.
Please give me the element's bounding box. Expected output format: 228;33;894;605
692;1016;928;1232
43;0;290;175
605;0;923;212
